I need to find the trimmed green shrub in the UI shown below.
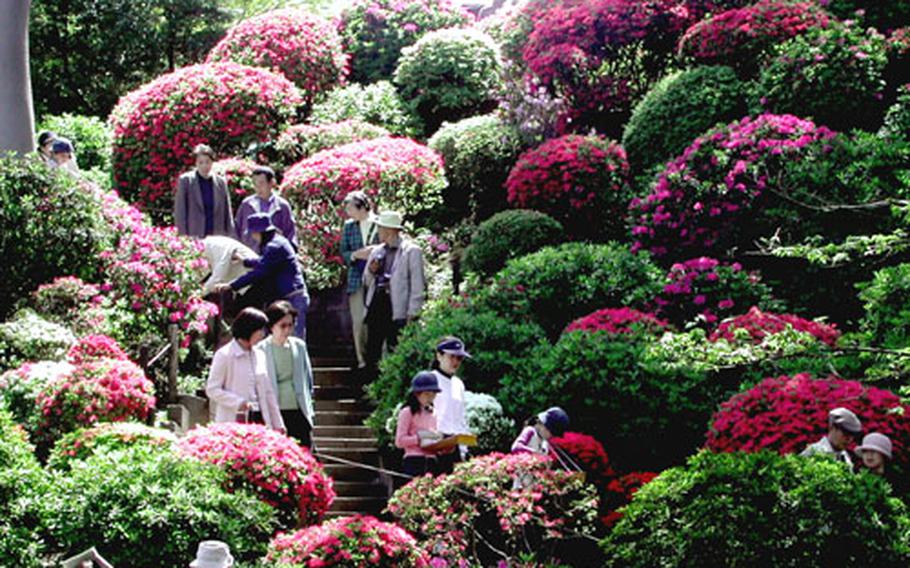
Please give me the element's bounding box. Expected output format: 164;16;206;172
622;66;748;173
36;113;112;173
601;451;910;567
883;84;910;140
274;120;391;166
859;262;910;349
820;0;910;34
47;422;176;471
462;209;564;279
309;81;422;137
0;409;46;567
0;311;75;372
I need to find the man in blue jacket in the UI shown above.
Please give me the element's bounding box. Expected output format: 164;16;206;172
215;213;309;339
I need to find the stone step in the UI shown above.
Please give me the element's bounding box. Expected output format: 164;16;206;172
324;463;378;481
313;367;353;387
312;436;378;450
314;384;361;401
332;481;386;497
317;448;379;466
313;425;374;439
328;496;386;513
315;410;370;426
311;355;355;368
314;398;369;412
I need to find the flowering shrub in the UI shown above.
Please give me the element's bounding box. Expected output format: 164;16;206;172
177;423;334;528
207;9;346;109
709;307;840;347
817;0;910;33
653;257;781;327
0;409;46;567
338;0;473;83
550;431;616;486
465;391;515;455
462;209;563;279
309;81;421;137
497;63;571;146
36;112;113;173
600;471;658;528
110;62;301;218
394;28;502;134
754;23;888;131
886;29;910;90
274;120;390;167
47;421;176;471
0;360;72;436
0;310;75;372
883;84;910;140
212;156;257;211
266;515;429;566
506;134;632;239
280;137;446;289
388;452;599;566
30;276;103;327
65;334;129;365
629;113;840;257
564;308;668;338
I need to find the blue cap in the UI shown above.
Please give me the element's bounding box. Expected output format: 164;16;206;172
538;407;569;437
245;212;276;235
436;337;471;359
52;138;74;154
410;371;441;394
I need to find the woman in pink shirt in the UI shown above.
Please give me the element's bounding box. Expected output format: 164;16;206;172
395;371;442;478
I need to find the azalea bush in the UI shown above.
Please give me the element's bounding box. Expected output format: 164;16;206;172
212;156;257;211
505;134;632;240
885;29;910;91
564;308;669;336
177;423;335;529
65;334;129;365
265;515;430;566
0;361;72;435
29;277;104;332
274;120;390;166
0;310;75;372
47;421;176;471
309;81;421;137
601;471;659;528
601;451;910;567
338;0;473;83
465;391;515;455
206;8;346;109
859;262;910;349
36;112;113;173
818;0;910;33
0;409;46;567
883;84;910;140
110;62;301;219
462;209;563;279
709;307;841;346
280;137;446;289
550;431;616;488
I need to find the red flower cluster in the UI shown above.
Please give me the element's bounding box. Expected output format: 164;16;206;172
564;308;668;336
266;515;430;567
505;134;631;238
709;307;840;347
549;431;616;484
110;62;301;217
706;374;910;466
66;335;129;365
212;157;258;211
601;471;659;527
207;9;347;109
177;423;335;528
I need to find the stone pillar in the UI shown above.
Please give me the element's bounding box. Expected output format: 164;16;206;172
0;0;35;155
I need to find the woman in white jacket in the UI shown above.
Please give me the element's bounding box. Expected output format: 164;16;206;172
431;336;472;474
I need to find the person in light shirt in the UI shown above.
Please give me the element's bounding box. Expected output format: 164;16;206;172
429;336;472;474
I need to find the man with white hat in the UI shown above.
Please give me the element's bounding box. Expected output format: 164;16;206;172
800;407;863;467
189;540;233;568
362;210;425;374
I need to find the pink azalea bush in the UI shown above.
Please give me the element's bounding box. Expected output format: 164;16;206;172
629;113;839;257
110;62;301;218
708;306;840;347
505;134;632;239
66;335;129;365
177;423;335;528
265;515;430;567
47;421;176;471
274;120;391;166
280;137;446;289
30;277;110;337
212;157;258;211
564;308;669;336
0;361;73;436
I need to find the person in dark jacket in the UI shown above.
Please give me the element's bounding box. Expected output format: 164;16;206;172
174;144;234;238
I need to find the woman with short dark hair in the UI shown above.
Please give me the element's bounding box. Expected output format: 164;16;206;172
340;190;379;370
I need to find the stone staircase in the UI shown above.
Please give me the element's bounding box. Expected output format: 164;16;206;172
311;358;387;518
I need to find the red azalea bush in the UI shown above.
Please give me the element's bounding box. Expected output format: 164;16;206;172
274;120;391;166
601;471;659;528
706;373;910;468
506;134;632;239
30;276;109;336
47;421;176;471
110;62;301;219
177;423;335;528
280;137;446;289
629;113;839;257
212;157;257;211
550;431;616;485
564;308;669;336
678;1;831;73
709;306;840;347
66;335;129;365
207;9;346;109
653;257;781;326
265;515;429;567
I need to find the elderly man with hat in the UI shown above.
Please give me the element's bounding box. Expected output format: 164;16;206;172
800;407;863;467
234;165;298;251
189;541;233;568
215;212;309;339
362;210;425;373
340;191;380;371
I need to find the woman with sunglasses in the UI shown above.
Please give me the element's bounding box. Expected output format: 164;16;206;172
430;336;472;474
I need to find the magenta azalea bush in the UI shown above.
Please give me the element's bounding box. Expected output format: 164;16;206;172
708;306;840;347
66;335;129;365
212;157;258;211
207;9;347;110
629;113;839;257
110;62;301;218
280;137;446;289
0;361;73;436
506;134;632;239
274;120;391;166
177;423;335;528
47;421;176;471
265;515;429;567
564;308;669;336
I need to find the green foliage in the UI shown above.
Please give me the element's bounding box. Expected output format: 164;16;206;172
883;84;910;141
47;422;177;472
462;210;564;279
274;120;391;167
428;114;525;221
601;451;910;567
42;445;278;568
623;66;748;173
0;409;46;567
464;391;516;455
821;0;910;34
36;114;112;173
859;262;910;349
309;81;422;137
0;311;74;373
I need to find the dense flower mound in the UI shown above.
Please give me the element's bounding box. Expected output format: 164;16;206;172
708;307;840;346
0;310;75;372
280;137;446;289
564;308;669;336
654;257;780;326
34;358;156;451
47;421;176;471
31;277;104;325
338;0;473;83
177;423;335;528
629;113;839;257
110;62;301;218
506;134;632;239
212;157;257;211
274;120;391;166
678;1;831;72
0;360;73;435
207;9;346;108
550;431;616;485
309;81;421;137
265;515;430;566
705;374;910;465
601;471;659;528
65;335;129;365
888;27;910;59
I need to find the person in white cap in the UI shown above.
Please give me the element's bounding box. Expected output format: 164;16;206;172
189;540;233;568
800;407;863;467
855;432;892;477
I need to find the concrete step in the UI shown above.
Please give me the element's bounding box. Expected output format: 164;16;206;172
314;384;362;400
324;463;378;481
314;399;370;412
313;367;353;387
328;496;386;513
317;448;379;466
315;411;370;426
311;356;354;368
313;425;374;439
312;436;378;450
332;481;386;497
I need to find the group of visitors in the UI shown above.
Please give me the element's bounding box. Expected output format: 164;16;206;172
801;407;896;480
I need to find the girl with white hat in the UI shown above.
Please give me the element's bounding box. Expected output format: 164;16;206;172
855;432;893;477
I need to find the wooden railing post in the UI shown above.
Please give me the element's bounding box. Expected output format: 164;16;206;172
168;323;179;404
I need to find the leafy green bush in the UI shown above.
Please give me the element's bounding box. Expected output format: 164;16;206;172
883;84;910;141
395;28;502;135
36;113;112;173
428;114;525;220
463;391;515;455
47;422;176;471
309;81;422;137
820;0;910;34
462;210;564;279
0;311;75;372
43;445;278;567
601;451;910;567
859;262;910;349
622;66;747;173
0;360;72;435
0;409;46;567
274;120;391;166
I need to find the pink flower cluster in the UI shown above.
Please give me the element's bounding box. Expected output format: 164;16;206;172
678;1;830;68
505;134;631;237
266;515;430;567
66;335;129;365
708;306;840;346
212;157;258;210
110;62;301;216
629;113;838;256
177;423;335;527
207;9;347;109
564;308;669;336
706;374;910;467
32;276;106;332
48;421;175;470
888;26;910;58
